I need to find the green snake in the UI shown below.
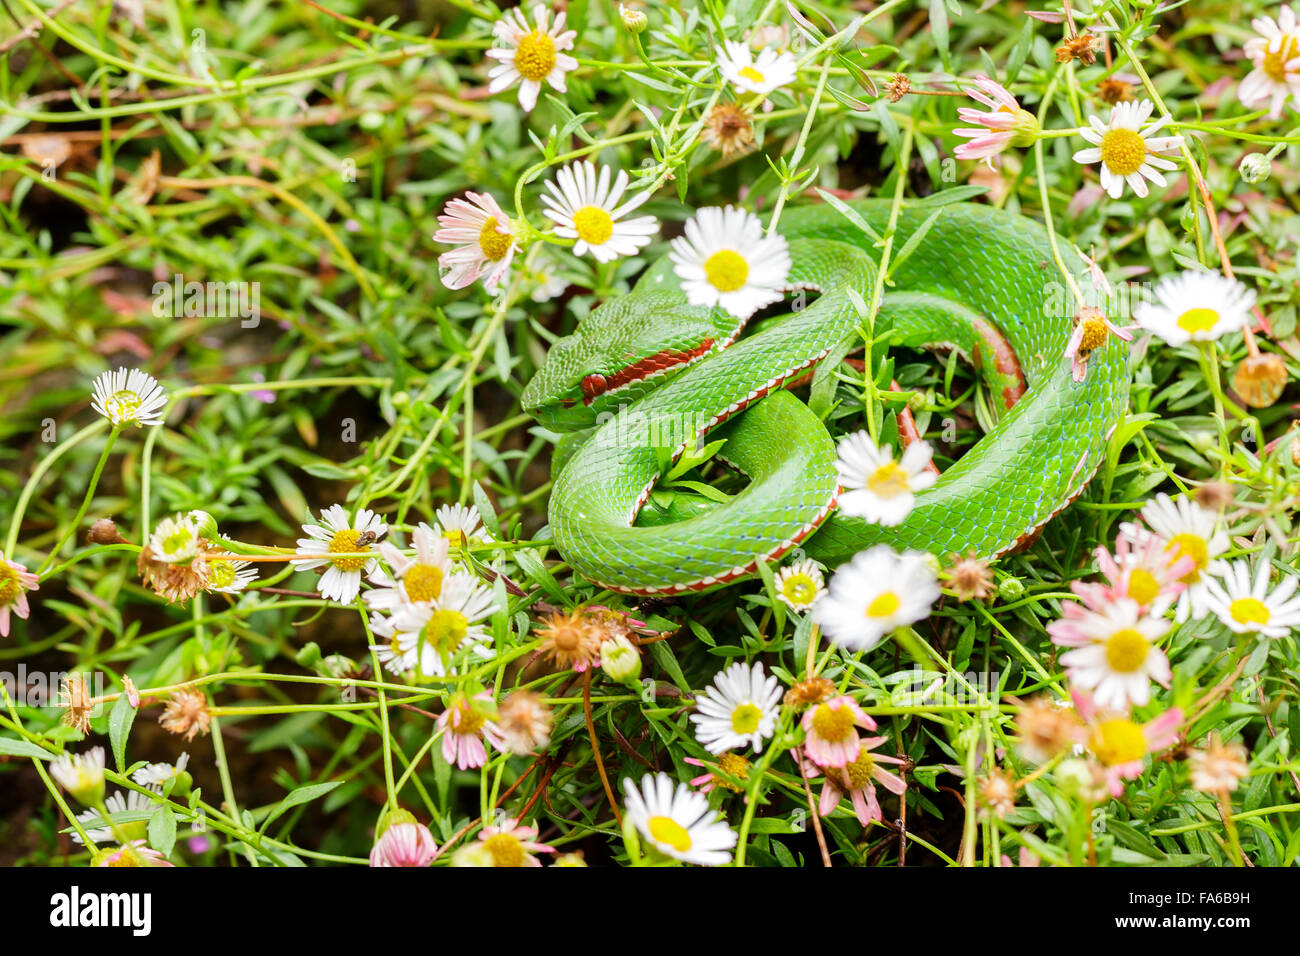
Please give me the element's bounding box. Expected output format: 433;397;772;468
521;200;1130;595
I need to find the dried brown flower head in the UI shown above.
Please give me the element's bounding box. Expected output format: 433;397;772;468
885;73;911;102
945;551;995;601
1013;695;1082;764
60;673;95;734
1056;32;1099;65
159;687;211;741
536;607;613;672
1232;352;1288;409
1194;481;1234;512
784;676;836;709
1188;736;1249;793
496;690;553;755
979;768;1017;818
701;102;755;157
138;540;211;603
1096;78;1134;104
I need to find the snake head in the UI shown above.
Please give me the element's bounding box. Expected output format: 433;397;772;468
522;291;742;431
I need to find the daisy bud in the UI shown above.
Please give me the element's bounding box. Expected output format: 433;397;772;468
552;851;589;867
619;3;647;33
50;747;106;806
1232;353;1288;409
295;642;323;668
1237;153;1272;185
375;805;418;840
600;634;642;686
997;575;1025;601
187;509;219;539
88;517;125;545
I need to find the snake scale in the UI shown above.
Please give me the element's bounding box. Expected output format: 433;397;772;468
521;200;1130;595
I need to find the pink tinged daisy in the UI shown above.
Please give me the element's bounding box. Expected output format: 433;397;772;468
91;367;167;427
1083;524;1194;616
952;74;1041;164
773;558;825;611
1073;689;1183;797
475;816;555;867
485;4;578;112
433;191;518;293
801;695;876;769
0;557;38;638
805;736;907;826
1133;270;1257;347
689;661;782;755
369;821;438;867
93;841;174;867
622;772;738;866
717;40;797;96
291;504;387;604
1238;5;1300;118
540;161;658;263
437;692;504;770
834;432;937;525
1048;597;1171;711
1072;99;1183;199
669;205;790;319
1203;559;1300;639
1123;493;1229;622
813;545;940;652
1064;307;1133;383
382;571;498;677
365;524;453;612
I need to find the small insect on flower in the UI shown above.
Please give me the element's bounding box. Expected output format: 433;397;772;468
1122;493;1230;622
91;367;168;427
366;524;453;612
669;205;790;319
1203;559;1300;639
773;557;826;611
701;102;756;157
434;192;519;293
540;161;659;263
1064;307;1133;382
690;661;783;755
0;557;38;638
475;817;555;867
1134;270;1257;347
1047;597;1172;711
814;545;940;652
292;504;387;605
952;74;1041;165
834;432;937;525
801;695;876;769
50;747;106;806
485;4;578;112
716;40;797;97
805;736;908;826
1238;5;1300;118
1072;100;1183;199
378;572;499;678
622;772;738;866
369;822;438;867
1073;689;1183;797
437;691;505;770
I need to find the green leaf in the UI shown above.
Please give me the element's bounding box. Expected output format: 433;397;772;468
472;482;502;539
108;692;136;773
0;737;52;760
148;805;177;857
261;781;342;830
814;189;883;245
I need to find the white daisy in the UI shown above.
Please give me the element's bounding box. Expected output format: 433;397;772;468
365;524;453;612
689;661;782;754
50;747;106;803
91;367;167;427
773;558;825;611
367;610;417;676
1238;5;1300;118
1204;559;1300;639
1072;100;1183;199
380;571;498;677
484;4;578;112
834;433;937;526
1133;270;1256;346
132;753;189;789
433;191;518;293
73;788;156;845
435;502;492;544
621;772;738;866
540;161;658;263
669;206;790;319
147;514;201;564
206;558;257;593
1053;598;1172;711
1123;493;1229;622
717;40;797;96
291;504;387;604
814;546;940;652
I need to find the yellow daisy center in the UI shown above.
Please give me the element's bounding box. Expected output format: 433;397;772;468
423;608;469;660
730;702;763;735
866;591;900;619
738;66;766;84
716;752;750;789
107;389;142;420
1229;597;1271;627
328;529;371;572
0;564;22;605
160;526;193;558
1089;718;1147;766
1175;308;1220;335
648;815;693;852
780;572;818;607
867;461;910;498
514;29;557;82
452;701;488;737
403;563;444;603
1078;317;1110;352
481;832;526;867
810;703;856;743
1263;35;1300;83
1165;532;1209;582
478;217;513;261
1127;568;1160;606
1104;628;1150;673
572;205;614;245
1098;127;1147;176
843;748;877;790
704;249;749;292
104;848;146;867
208;562;236;589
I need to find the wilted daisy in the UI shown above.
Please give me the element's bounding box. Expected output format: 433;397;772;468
689;661;782;754
91;367;167;427
435;502;491;544
366;524;453;612
205;557;256;594
132;752;189;789
437;692;505;770
717;40;797;96
669;205;790;319
701;101;755;156
540;161;658;263
805;736;907;826
1204;559;1300;639
292;505;387;604
1048;597;1172;711
1072;100;1183;199
74;789;155;845
1073;689;1183;797
773;558;825;611
1238;5;1300;118
1124;493;1229;622
0;557;38;638
434;192;518;293
834;432;937;525
622;772;738;866
475;816;555;867
50;747;106;805
1188;736;1250;793
380;572;499;677
485;5;578;112
369;821;437;867
1133;270;1257;346
953;74;1041;164
801;695;876;768
814;546;940;651
495;690;553;755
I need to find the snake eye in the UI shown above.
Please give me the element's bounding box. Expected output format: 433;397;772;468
580;373;608;403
